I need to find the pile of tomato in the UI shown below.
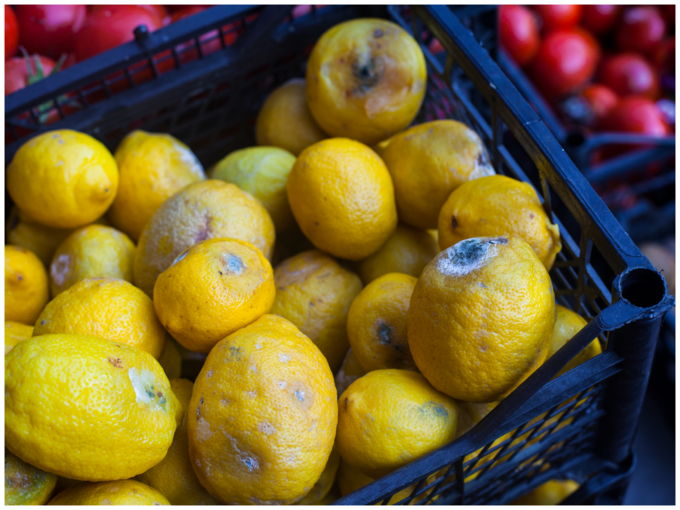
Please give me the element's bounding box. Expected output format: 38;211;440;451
499;5;674;137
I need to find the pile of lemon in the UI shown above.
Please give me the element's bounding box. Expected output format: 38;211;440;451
5;18;600;506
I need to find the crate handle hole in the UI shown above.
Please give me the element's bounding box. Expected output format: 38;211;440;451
618;267;667;308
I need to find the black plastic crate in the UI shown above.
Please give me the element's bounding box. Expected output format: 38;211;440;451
4;5;674;505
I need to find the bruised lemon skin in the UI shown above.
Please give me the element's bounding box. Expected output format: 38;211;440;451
5;334;182;481
5;245;49;325
7;130;118;229
307;19;427;145
408;236;555;403
134;180;275;297
438;175;561;270
108;130;206;242
48;480;170;505
379;120;495;230
34;277;167;360
154;238;276;354
5;449;58;505
287;138;398;260
549;305;602;378
337;369;458;479
256;78;328;156
188;314;338;505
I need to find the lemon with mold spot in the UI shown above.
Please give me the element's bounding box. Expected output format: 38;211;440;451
347;273;418;372
408;236;555;403
271;250;363;373
188;314;337;504
134;180;275;296
5;321;34;354
108;130;206;242
306;19;427;145
377;120;495;230
136;379;220;505
48;480;170;505
5;245;49;325
154;238;276;353
337;369;458;479
437;175;561;270
49;224;135;297
7;130;118;229
256;78;328;156
5;334;182;481
34;277;167;360
5;449;58;505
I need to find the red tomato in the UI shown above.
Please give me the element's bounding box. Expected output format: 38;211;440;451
598;53;660;100
5;54;56;95
499;5;540;67
616;7;666;56
534;5;583;33
581;5;621;35
5;6;19;60
74;6;164;62
600;97;668;135
91;5;168;21
581;84;619;125
168;6;209;24
15;5;86;59
529;28;601;101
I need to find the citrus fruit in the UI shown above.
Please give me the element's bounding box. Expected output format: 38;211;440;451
108;130;206;242
306;19;427;145
5;321;34;354
6;334;182;481
134;179;275;296
438;175;561;270
337;458;413;504
337;369;458;478
210;146;296;231
271;250;363;373
154;238;275;353
158;335;182;379
49;224;135;296
48;480;170;505
287;138;397;260
188;314;337;504
334;349;366;397
379;120;495;229
408;236;555;402
7;129;119;229
511;479;579;505
5;245;49;325
315;483;341;504
297;446;341;504
256;78;328;156
34;277;167;360
550;305;602;377
5;449;58;505
354;224;439;285
347;273;418;372
136;378;220;505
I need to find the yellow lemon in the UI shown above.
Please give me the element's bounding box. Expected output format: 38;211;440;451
108;130;206;242
5;321;34;355
297;446;341;504
34;277;167;360
48;480;170;505
379;120;495;229
210;146;297;231
306;19;426;145
134;179;275;296
5;245;49;325
7;130;118;229
438;175;561;270
256;78;328;156
5;334;182;481
287;138;397;260
271;250;363;373
408;236;555;402
188;314;337;504
136;379;220;505
335;349;367;397
49;224;135;297
511;479;580;505
355;224;439;285
347;273;418;372
154;238;275;353
158;336;182;379
5;449;58;505
550;305;602;377
337;369;458;478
